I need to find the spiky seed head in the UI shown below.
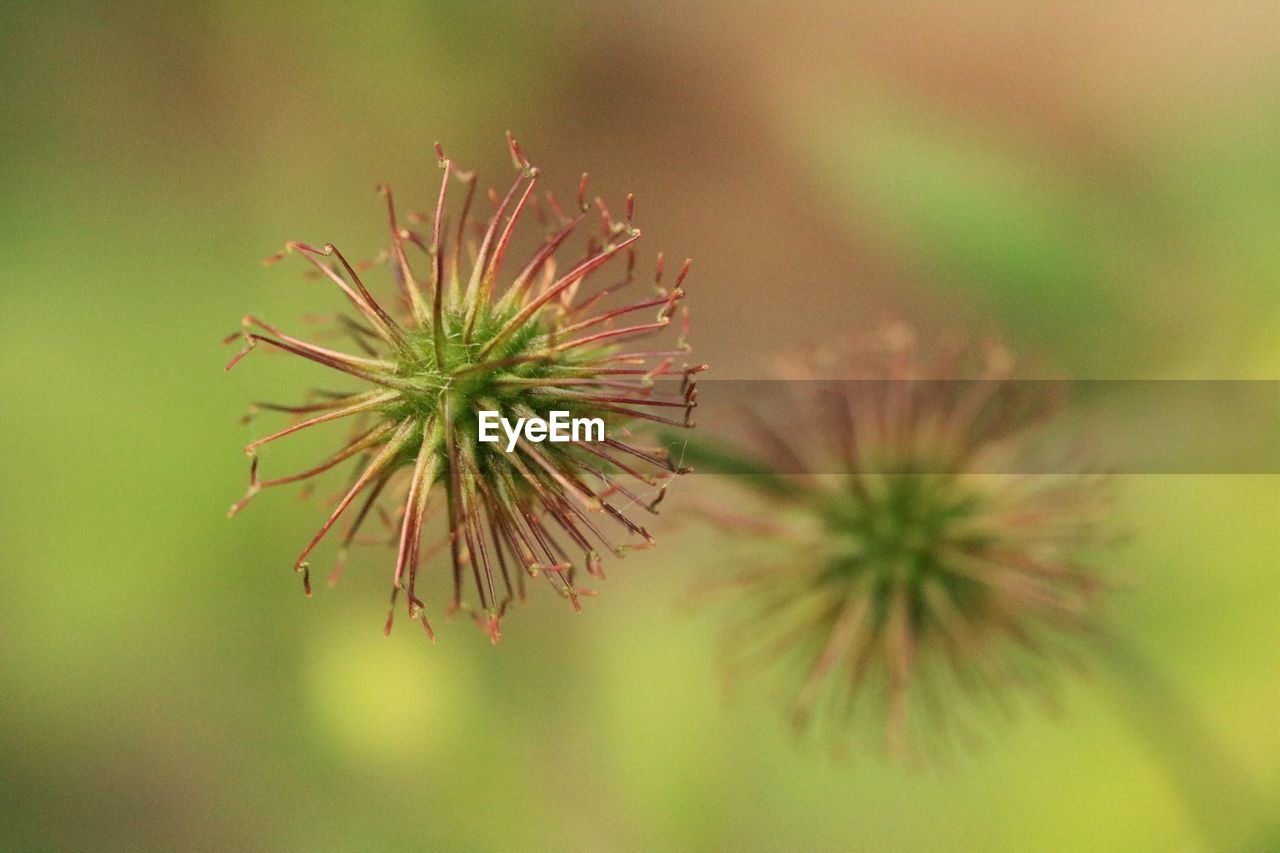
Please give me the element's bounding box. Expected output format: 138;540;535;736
226;135;703;643
691;325;1111;760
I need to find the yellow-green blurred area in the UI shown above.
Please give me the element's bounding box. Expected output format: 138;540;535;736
1;2;1277;850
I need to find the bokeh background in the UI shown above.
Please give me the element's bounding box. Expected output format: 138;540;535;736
1;2;1277;850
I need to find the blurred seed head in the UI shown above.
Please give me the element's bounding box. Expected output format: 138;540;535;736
225;135;702;643
698;325;1113;761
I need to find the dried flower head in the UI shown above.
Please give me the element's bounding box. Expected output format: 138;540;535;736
226;135;701;643
690;325;1110;760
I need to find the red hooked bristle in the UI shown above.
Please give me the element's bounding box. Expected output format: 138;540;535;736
674;258;692;289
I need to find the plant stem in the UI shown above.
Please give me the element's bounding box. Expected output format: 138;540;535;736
1098;633;1272;852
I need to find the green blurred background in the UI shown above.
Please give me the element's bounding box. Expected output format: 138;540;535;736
1;2;1276;850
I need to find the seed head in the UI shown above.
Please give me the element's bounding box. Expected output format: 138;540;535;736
226;135;702;643
694;326;1110;760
